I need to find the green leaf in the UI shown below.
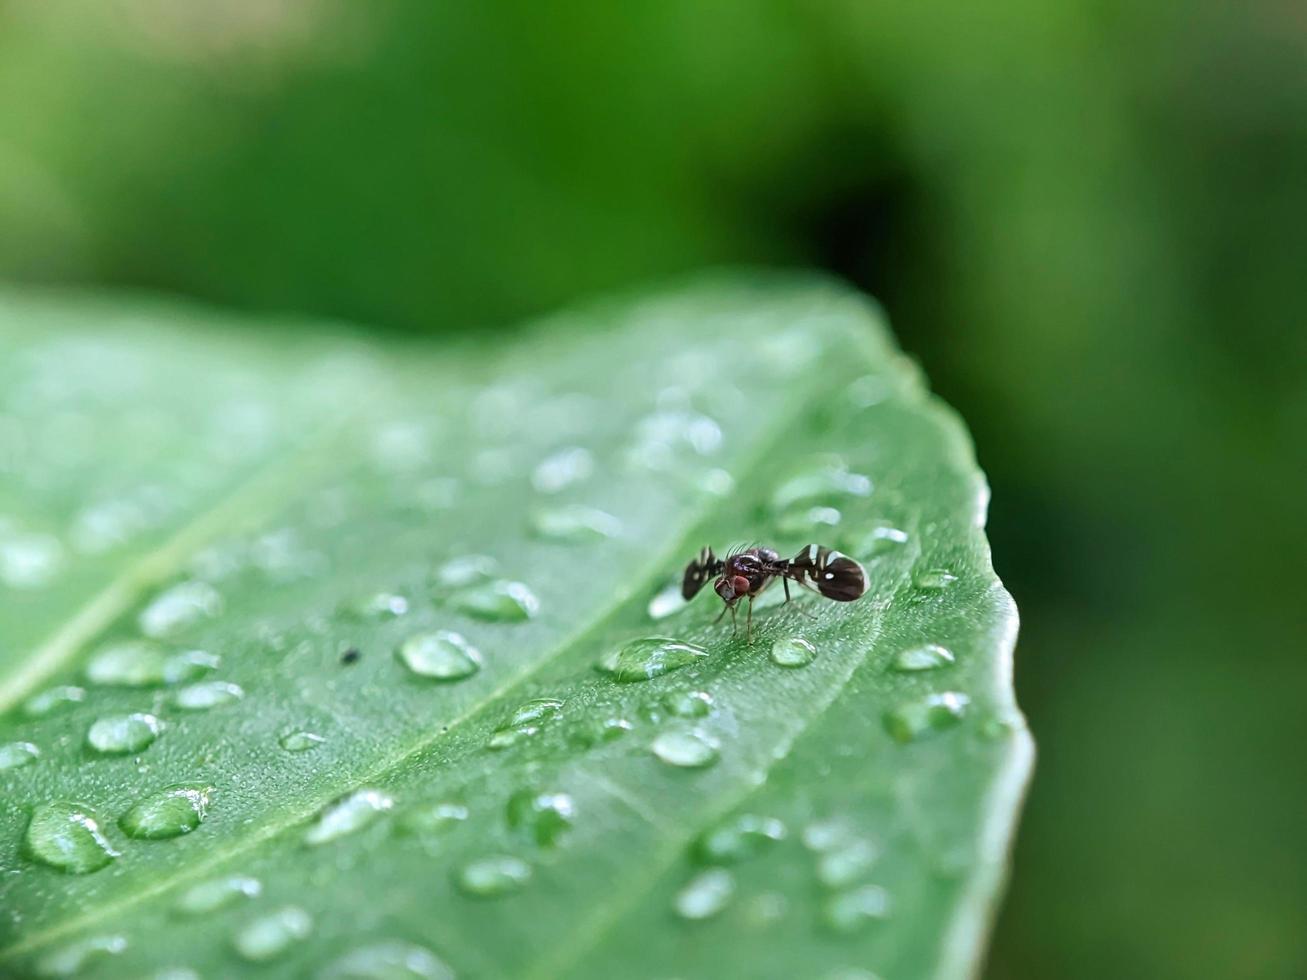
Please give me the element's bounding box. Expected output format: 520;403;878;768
0;275;1030;979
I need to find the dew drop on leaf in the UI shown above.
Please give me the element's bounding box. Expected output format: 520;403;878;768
883;692;970;743
162;649;222;684
173;680;244;710
770;461;871;513
823;884;891;933
694;814;787;864
279;731;326;753
646;584;688;621
86;712;161;754
596;636;708;683
397;631;482;681
34;934;126;977
775;505;842;536
531;505;622;543
506;790;575;847
343;591;409;620
816;838;880;889
305;789;395;846
0;741;40;770
433;554;497;589
22;685;85;717
891;644;955;672
176;875;262;915
24;802;120;873
913;568;958;591
449;580;539;622
398;802;468;836
664;689;713;718
770;636;817;669
319;940;454;980
674;868;736;921
85;641;168;687
456;855;532;897
120;784;213;840
232;906;314;962
651;730;719;769
530;445;594;494
138;580;222;638
506;698;564;727
853;523;909;558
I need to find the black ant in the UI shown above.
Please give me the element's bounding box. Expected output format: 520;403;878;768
681;544;868;640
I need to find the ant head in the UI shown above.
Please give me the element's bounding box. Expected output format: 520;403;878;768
714;574;750;605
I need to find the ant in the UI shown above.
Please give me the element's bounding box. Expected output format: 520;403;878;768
681;544;867;640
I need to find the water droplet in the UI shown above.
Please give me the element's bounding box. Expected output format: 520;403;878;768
506;791;574;847
397;631;481;681
177;875;262;915
883;692;970;742
398;802;468;836
280;731;326;753
34;935;126;977
817;839;880;888
600;717;634;739
0;741;40;770
507;698;564;727
319;940;454;980
449;580;539;622
646;584;687;620
913;568;958;590
695;814;786;864
628;410;723;469
770;636;817;669
531;505;622;543
24;802;119;873
770;462;871;512
487;726;538;750
174;680;244;710
86;712;162;754
891;643;955;672
344;592;409;620
664;690;713;718
531;446;594;493
456;855;531;897
434;554;497;589
305;789;395;846
120;784;213;839
854;523;908;557
597;636;708;683
163;649;222;684
139;580;222;638
775;505;842;537
233;906;314;962
651;730;719;768
823;884;890;933
85;641;168;687
22;685;85;717
674;868;735;920
980;715;1022;740
151;969;201;980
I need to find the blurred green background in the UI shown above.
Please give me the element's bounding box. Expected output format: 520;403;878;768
1;2;1303;976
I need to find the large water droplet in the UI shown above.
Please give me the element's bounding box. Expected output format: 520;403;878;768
651;730;719;769
24;802;120;873
506;790;574;847
233;906;314;962
162;650;221;684
456;855;532;897
507;698;563;727
883;692;970;742
664;690;713;719
139;581;222;638
854;523;908;558
120;784;213;839
891;644;955;672
398;802;468;836
531;505;622;543
597;637;708;683
177;875;262;915
449;581;539;622
305;789;395;846
770;461;871;512
173;680;244;710
674;868;735;921
397;631;481;681
22;685;86;717
646;584;688;621
280;731;326;753
770;636;817;669
823;884;890;933
695;814;786;864
343;592;409;620
86;712;162;754
34;935;127;977
319;940;454;980
434;554;497;589
85;641;168;687
531;446;594;494
0;741;40;770
913;568;958;590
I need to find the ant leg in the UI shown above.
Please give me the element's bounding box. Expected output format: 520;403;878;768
714;604;729;625
746;598;754;642
729;604;738;636
784;576;817;619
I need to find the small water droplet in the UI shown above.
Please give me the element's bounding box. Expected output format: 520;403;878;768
883;692;970;742
344;592;409;620
507;698;564;727
487;726;538;750
24;802;120;873
22;685;86;717
233;906;314;962
86;712;162;754
913;568;958;590
120;784;213;839
85;641;168;687
531;505;622;543
531;446;594;493
664;690;713;718
817;839;880;888
163;650;222;684
854;523;908;557
646;584;688;621
674;868;735;921
651;730;719;769
434;554;497;589
770;462;871;512
174;680;244;710
177;875;262;915
456;855;531;897
0;530;63;588
398;802;468;836
506;790;574;847
34;935;126;977
775;505;842;537
397;631;481;681
600;717;634;739
695;814;786;864
628;410;723;469
891;643;955;672
770;636;817;669
305;789;395;846
823;884;890;933
0;741;40;770
597;636;708;683
319;940;454;980
449;580;539;622
151;969;201;980
139;580;222;638
280;731;326;753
